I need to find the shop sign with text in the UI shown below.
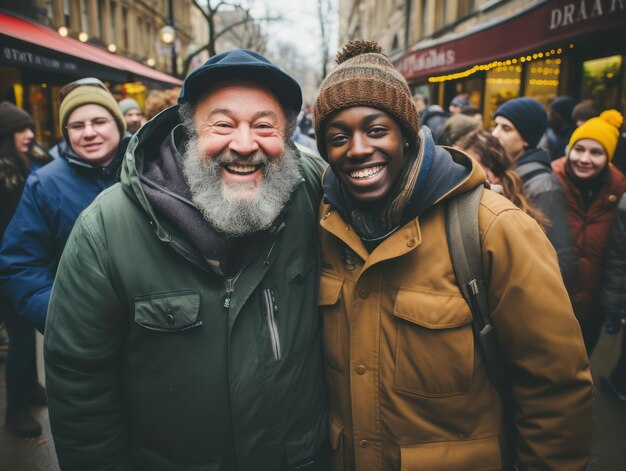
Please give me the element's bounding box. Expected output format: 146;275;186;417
396;48;456;77
394;0;626;81
2;46;78;72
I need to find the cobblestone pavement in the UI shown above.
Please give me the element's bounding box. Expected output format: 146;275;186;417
0;331;624;470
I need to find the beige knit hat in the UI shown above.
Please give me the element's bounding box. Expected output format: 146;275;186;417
313;40;419;158
59;83;125;139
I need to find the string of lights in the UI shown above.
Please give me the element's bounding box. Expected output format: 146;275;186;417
427;44;574;83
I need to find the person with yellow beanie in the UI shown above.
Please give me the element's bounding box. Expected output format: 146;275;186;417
0;78;130;343
552;110;626;354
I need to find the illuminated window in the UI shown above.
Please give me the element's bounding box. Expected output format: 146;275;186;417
524;58;561;108
581;55;623;110
484;65;522;126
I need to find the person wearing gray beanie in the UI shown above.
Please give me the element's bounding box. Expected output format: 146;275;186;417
118;97;144;133
493;96;578;296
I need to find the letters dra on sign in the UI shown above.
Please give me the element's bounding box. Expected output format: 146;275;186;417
549;0;625;30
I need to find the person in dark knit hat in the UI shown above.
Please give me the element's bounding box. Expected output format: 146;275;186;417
493;97;578;295
546;95;577;160
0;102;51;438
0;78;130;339
43;52;328;470
314;39;591;471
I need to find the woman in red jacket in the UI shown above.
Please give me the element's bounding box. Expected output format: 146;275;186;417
552;110;626;354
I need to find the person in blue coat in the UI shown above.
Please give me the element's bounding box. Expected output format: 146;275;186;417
0;78;129;337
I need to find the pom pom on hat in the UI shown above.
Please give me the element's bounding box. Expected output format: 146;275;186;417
569;109;623;160
335;40;383;64
600;109;623;129
313;39;419;159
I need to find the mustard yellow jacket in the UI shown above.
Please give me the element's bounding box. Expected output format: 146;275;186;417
319;153;592;471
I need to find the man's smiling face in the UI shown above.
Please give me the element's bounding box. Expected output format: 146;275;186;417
324;106;405;203
193;80;287;202
180;80;301;236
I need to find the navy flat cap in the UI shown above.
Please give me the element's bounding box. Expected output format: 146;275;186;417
178;49;302;114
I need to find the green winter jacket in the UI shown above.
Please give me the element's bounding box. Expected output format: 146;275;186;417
44;105;328;471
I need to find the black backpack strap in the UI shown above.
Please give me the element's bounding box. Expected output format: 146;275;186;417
446;185;516;470
516;161;551;184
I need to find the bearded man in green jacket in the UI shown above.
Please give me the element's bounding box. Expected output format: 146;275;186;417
44;51;328;470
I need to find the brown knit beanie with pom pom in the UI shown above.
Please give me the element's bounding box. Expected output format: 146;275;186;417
313;39;419;158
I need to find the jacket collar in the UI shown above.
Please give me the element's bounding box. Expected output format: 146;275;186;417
60;134;129;176
517;147;551;167
320;143;486;266
322;126;481;248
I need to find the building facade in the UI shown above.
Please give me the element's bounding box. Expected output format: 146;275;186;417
340;0;626;126
0;0;197;146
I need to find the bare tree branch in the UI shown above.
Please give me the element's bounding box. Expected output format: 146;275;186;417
182;1;282;77
318;0;331;82
215;15;280;41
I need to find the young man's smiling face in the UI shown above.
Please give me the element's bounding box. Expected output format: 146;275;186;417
324;106;405;203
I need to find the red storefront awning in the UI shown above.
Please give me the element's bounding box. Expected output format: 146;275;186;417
394;0;626;82
0;12;182;86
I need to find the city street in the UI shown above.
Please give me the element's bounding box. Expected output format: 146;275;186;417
0;0;625;469
0;331;625;470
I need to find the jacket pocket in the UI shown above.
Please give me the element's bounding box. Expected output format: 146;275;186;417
393;289;473;397
400;436;502;470
329;415;345;471
318;274;344;371
134;289;202;332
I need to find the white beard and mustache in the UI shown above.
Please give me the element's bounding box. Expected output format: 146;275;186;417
180;133;301;237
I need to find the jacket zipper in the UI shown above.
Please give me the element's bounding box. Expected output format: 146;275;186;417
223;270;243;309
262;288;282;360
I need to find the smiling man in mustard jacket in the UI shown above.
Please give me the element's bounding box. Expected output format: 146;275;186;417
313;40;592;471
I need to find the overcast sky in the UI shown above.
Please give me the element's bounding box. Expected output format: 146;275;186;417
246;0;338;100
252;0;337;59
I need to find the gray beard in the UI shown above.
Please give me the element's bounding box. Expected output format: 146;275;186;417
180;135;301;237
